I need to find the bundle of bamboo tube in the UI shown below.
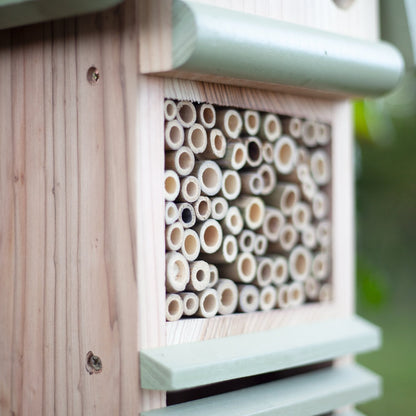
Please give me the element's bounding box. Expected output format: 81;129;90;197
164;99;332;321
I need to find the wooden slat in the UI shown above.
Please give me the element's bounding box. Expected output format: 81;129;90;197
141;316;380;391
337;410;367;416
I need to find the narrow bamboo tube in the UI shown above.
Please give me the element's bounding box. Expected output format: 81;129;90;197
288;281;306;307
240;172;264;195
211;197;229;221
197;103;216;129
217;141;247;170
261;208;285;242
196;288;219;318
180;229;201;261
207;264;219;288
316;220;331;248
254;257;274;287
291;202;312;231
243;110;260;136
319;283;332;302
221;170;241;201
260;113;282;142
310;150;331;185
280;163;310;183
301;120;318;147
186;260;211;291
165;120;185;150
176;100;197;128
193;196;212;221
238;229;256;253
297;146;311;165
164;99;177;121
316;123;331;146
301;224;317;249
254;234;268;256
244;136;263;167
268;223;298;252
216;109;243;139
165;222;184;251
199;128;226;159
219;252;256;283
166;293;184;322
262;141;274;164
195;219;223;254
235;196;265;230
165;252;190;293
185;123;208;154
164;170;180;201
259;285;277;311
272;256;289;285
165;201;179;225
258;164;276;195
165;146;195;177
304;276;320;300
312;252;330;280
312;192;329;220
273;136;298;174
178;176;201;203
301;176;318;201
215;279;238;315
276;284;290;309
203;234;238;263
264;183;300;216
177;202;196;228
282;117;302;139
179;292;199;316
221;206;244;235
237;284;260;313
289;245;312;282
193;160;222;196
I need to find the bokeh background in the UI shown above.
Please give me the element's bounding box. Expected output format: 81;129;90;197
354;70;416;415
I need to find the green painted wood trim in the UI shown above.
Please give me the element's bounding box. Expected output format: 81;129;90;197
0;0;123;30
140;316;380;391
171;0;404;97
141;364;381;416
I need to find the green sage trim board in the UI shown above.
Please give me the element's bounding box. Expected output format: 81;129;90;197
141;316;380;391
141;364;380;416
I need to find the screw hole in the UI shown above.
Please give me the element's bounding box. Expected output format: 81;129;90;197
85;351;102;374
87;67;100;85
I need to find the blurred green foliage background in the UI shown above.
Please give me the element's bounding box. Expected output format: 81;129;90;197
354;71;416;415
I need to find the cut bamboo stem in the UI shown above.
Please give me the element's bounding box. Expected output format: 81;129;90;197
291;202;312;231
254;257;274;287
301;120;318;147
193;160;222;196
288;281;306;307
301;224;317;249
215;279;239;315
216;109;243;139
221;206;244;235
196;288;219;318
258;164;276;195
166;293;184;322
186;260;211;291
211;197;229;220
273;136;298;174
254;234;268;256
165;201;179;225
165;222;184;251
310;150;331;185
235;196;265;230
180;229;201;261
165;252;190;293
199;128;226;159
260;114;282;142
316;220;331;248
219;252;257;283
261;208;285;242
207;264;219;288
312;252;330;280
179;292;199;316
202;234;238;263
165;146;195;177
240;172;264;195
316;123;330;146
220;170;241;201
185;123;208;154
264;183;300;216
304;277;320;300
280;163;310;183
244;136;263;167
164;170;180;201
237;284;260;313
289;245;312;282
243;110;260;136
319;283;332;302
282;117;302;139
312;191;329;220
262;141;274;164
259;285;277;311
272;256;289;285
177;202;196;229
193;196;211;221
238;229;256;253
300;176;318;201
164;99;177;121
165;120;185;150
178;176;201;203
176;100;197;128
276;284;290;309
268;223;298;253
217;141;247;170
298;147;310;164
195;219;223;254
197;103;216;129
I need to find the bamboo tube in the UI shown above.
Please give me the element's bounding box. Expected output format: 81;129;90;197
219;252;256;283
165;146;195;176
276;284;290;309
164;170;180;201
217;141;247;170
262;141;274;164
237;284;260;313
259;285;277;311
288;245;312;282
196;288;219;318
180;229;201;261
312;252;330;280
186;260;211;291
193;196;212;221
179;292;199;316
291;202;312;231
267;223;298;252
165;222;184;251
301;224;317;249
215;279;239;315
199;128;226;159
197;103;216;129
312;191;329;220
243;110;260;136
261;208;285;242
202;234;238;263
264;183;300;216
176;100;197;128
185;123;208;154
216;109;243;139
195;219;223;254
282;117;302;139
211;197;229;221
235;196;265;230
310;150;331;185
220;170;241;201
273;135;298;174
193;160;222;196
178;176;201;203
165;201;179;225
319;283;332;302
221;206;244;235
297;146;310;165
165;252;190;293
166;293;184;322
165;120;185;150
258;164;276;195
288;281;306;307
207;264;219;288
316;123;331;146
164;99;177;121
254;234;268;256
240;172;264;196
300;176;318;201
254;257;274;287
238;229;256;253
304;276;320;301
260;113;282;142
316;220;331;248
301;120;318;147
280;163;310;183
244;136;263;167
272;256;289;285
177;202;196;228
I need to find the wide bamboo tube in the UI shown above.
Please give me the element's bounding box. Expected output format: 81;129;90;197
203;234;238;263
261;208;285;242
186;260;211;291
300;176;318;201
221;206;244;235
272;256;289;285
196;288;219;318
215;279;239;315
165;120;185;150
244;136;263;167
304;276;320;300
301;120;318;147
262;141;274;164
240;172;264;195
176;100;197;127
288;281;306;307
316;123;331;146
207;264;219;288
178;176;201;203
312;191;329;220
221;170;242;201
243;110;260;136
199;128;226;159
254;234;268;256
258;164;276;195
177;202;196;228
319;283;332;302
166;293;184;322
235;196;265;230
195;219;223;254
268;223;298;253
288;245;312;282
237;284;260;313
260;113;282;142
193;160;222;196
310;150;331;185
301;224;317;249
291;202;312;231
180;229;201;261
185;123;208;154
211;197;229;221
264;183;300;216
259;285;277;311
193;196;212;221
219;252;256;283
165;201;179;225
165;222;184;251
273;135;298;174
165;252;190;293
282;117;302;139
165;146;195;176
164;170;180;201
164;99;177;121
217;141;247;170
316;220;331;248
254;257;274;287
197;103;216;129
180;292;199;316
238;229;256;253
276;284;290;309
216;109;243;139
312;252;330;280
